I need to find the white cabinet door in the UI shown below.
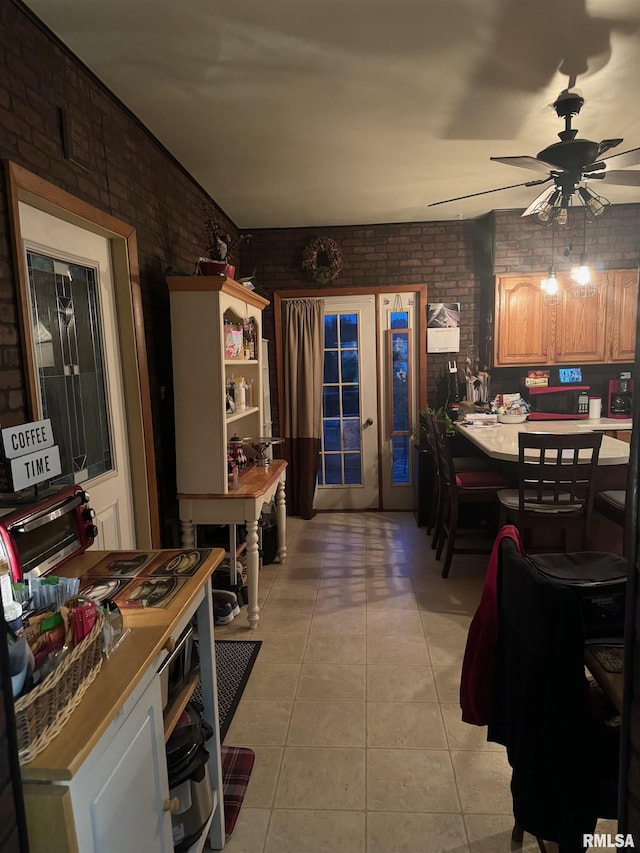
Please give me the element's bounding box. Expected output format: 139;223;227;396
70;677;172;853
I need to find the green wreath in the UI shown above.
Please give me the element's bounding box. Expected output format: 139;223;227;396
302;237;343;284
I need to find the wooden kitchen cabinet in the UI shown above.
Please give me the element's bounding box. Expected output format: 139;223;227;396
494;274;550;365
494;270;637;367
607;269;639;362
168;275;269;495
553;271;608;363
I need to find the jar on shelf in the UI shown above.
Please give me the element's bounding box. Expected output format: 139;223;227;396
234;377;246;412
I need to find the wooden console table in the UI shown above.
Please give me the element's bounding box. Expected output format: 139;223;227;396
178;459;288;628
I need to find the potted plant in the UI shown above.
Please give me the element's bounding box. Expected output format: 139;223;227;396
197;203;251;279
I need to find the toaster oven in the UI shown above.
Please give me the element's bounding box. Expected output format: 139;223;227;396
0;485;98;582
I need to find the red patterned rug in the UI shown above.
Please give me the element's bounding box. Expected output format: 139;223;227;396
221;745;255;838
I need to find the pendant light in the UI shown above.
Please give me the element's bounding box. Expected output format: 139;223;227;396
541;219;560;306
570;209;596;298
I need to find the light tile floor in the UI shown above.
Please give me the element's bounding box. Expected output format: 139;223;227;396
215;511;617;853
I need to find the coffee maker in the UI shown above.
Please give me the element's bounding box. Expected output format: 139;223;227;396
608;372;633;418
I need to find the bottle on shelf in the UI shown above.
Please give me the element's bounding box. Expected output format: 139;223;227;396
234;377;246;412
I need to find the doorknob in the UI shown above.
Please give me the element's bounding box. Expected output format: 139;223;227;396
364;418;374;427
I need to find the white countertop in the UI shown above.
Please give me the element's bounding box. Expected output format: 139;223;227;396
457;420;631;465
580;417;632;431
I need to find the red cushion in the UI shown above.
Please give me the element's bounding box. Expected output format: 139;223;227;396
455;470;510;489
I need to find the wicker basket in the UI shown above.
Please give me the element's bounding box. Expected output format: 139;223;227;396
15;610;105;763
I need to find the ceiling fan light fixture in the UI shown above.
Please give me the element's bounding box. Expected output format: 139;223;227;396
577;186;610;220
556;197;572;229
531;188;561;226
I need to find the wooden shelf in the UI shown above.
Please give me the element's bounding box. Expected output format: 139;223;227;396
163;668;201;742
225;359;258;366
227;406;259;423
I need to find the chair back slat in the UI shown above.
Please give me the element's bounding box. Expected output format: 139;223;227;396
517;431;602;514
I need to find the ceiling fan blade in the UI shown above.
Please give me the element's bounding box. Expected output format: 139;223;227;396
582;161;606;174
490;155;557;175
428;178;550;208
600;170;640;187
596;139;623;158
520;184;556;218
601;147;640;169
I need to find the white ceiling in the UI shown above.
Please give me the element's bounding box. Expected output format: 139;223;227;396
25;0;640;229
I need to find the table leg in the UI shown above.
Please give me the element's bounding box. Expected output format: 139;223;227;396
275;477;287;563
180;519;195;548
245;518;260;628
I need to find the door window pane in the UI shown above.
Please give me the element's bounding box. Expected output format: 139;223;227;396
323;419;341;451
320;311;363;487
343;420;361;450
323;385;340;418
324;350;339;383
344;453;361;485
324;314;338;348
340;350;359;383
339;314;358;348
26;251;112;486
392;436;410;484
342;387;360;418
324;455;342;485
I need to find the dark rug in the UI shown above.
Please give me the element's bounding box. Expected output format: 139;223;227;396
592;646;624;673
192;639;261;742
221;746;255;837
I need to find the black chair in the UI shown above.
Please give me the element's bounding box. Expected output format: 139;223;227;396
431;417;510;578
422;411;490;540
489;537;619;852
497;431;602;552
594;490;627;555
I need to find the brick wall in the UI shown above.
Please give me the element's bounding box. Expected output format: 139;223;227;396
243;206;640;429
0;1;238;542
242;220;481;431
0;1;639;538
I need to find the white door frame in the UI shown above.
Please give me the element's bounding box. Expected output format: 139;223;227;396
5;161;159;548
274;285;428;510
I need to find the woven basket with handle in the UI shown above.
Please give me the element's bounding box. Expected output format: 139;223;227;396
15;610;104;764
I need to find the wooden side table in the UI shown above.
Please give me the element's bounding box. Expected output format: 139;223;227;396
178;459;287;628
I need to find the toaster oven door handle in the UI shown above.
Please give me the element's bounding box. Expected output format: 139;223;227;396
11;494;83;534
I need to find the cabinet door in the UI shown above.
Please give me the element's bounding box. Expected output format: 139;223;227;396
609;270;638;362
553;273;608;363
494;275;551;366
71;677;172;853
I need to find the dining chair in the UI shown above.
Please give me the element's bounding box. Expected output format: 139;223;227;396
594;490;627;556
431;417;511;578
422;411;492;541
489;536;618;852
497;431;602;552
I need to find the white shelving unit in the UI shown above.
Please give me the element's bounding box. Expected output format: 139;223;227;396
168;275;269;495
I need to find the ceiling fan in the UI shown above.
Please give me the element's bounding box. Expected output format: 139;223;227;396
429;90;640;224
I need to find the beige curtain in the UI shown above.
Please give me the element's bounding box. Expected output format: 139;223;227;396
282;298;324;518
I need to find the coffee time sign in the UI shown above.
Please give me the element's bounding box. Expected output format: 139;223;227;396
1;419;62;491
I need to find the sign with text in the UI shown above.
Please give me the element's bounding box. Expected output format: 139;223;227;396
9;446;62;491
2;419;55;459
1;419;61;490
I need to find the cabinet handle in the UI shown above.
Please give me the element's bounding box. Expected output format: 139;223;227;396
556;349;561;355
543;350;547;356
163;636;176;654
163;797;180;814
